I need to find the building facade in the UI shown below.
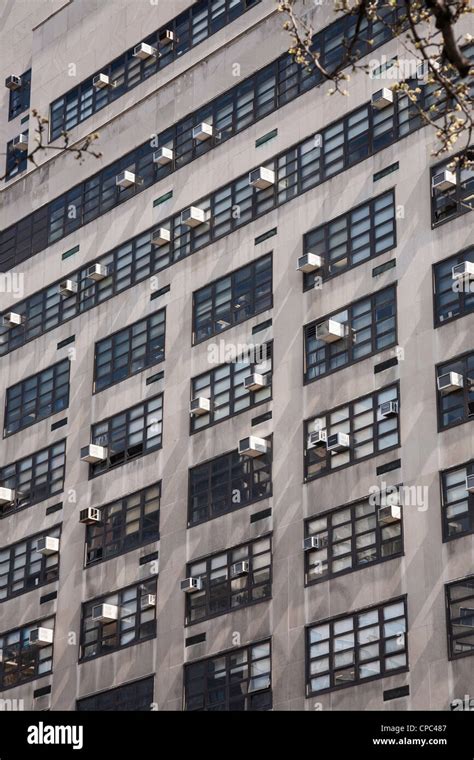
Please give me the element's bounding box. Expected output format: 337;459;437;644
0;0;472;711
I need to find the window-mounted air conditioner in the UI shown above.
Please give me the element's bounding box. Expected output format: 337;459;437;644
230;561;249;578
140;594;156;611
80;444;108;463
377;504;401;524
87;263;109;281
93;73;114;89
432;170;456;192
36;536;60;556
297;253;323;273
79;507;102;525
181;206;207;228
92;603;119;623
3;312;24;328
452;261;474;281
30;627;54;647
133;42;158;60
116;170;142;189
159;30;174;46
378;401;398;418
238;436;268;458
249;167;275;189
307;430;327;449
151;228;171;246
244;373;268;392
303;535;327;551
180;577;202;593
316;319;345;343
0;487;15;506
59;280;78;297
192;122;214;142
326;432;350;452
190;397;211;416
437;372;463;394
371;88;393;109
153;147;174;165
466;474;474;494
12;134;28;151
5;75;22;90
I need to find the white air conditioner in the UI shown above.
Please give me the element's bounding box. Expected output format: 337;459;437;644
3;312;24;328
432;170;457;192
378;401;399;418
151;228;171;246
371;88;393;109
80;444;108;463
192;122;214;142
378;504;401;524
12;134;28;151
238;436;268;458
93;73;113;89
297;253;323;273
30;627;54;647
230;561;249;578
36;536;60;556
190;397;211;416
437;371;464;394
249;167;275;189
92;603;119;623
244;373;268;391
0;487;15;506
303;535;327;551
79;507;102;525
133;42;158;60
326;432;350;452
140;594;156;610
466;474;474;494
452;261;474;281
316;319;346;343
5;74;22;90
181;577;202;593
59;280;78;297
307;430;327;449
116;170;141;188
87;263;108;281
159;29;174;46
153;147;174;165
181;206;207;227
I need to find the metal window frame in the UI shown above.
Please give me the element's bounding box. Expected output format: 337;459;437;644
4;358;70;436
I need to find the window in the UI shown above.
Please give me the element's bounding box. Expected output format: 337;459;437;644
192;255;272;344
49;1;261;139
305;493;403;585
191;343;272;431
0;440;66;516
93;310;165;392
302;191;396;290
8;69;31;120
189;445;272;526
437;351;474;429
304;287;397;382
306;598;408;694
4;359;70;435
184;640;272;711
446;576;474;659
4;132;28;181
77;676;154;711
431;156;474;226
85;484;160;565
304;385;400;481
0;617;54;690
80;580;156;660
88;396;163;477
185;536;272;624
433;246;474;325
0;527;61;601
441;461;474;540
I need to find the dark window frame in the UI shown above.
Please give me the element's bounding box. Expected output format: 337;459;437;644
440;459;474;542
430;155;474;228
76;675;155;711
0;525;61;602
4;131;28;181
4;358;70;436
0;440;66;518
445;576;474;661
8;69;31;121
436;350;474;431
433;245;474;327
0;615;55;691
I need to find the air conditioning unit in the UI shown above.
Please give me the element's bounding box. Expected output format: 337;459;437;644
151;228;171;246
87;263;108;281
379;401;399;418
452;261;474;281
437;371;464;394
316;319;345;343
93;73;113;89
466;474;474;494
80;444;108;463
432;170;457;192
59;279;78;297
3;312;24;328
326;432;350;452
153;147;174;165
133;42;158;60
190;397;211;416
249;167;275;189
303;535;327;551
0;487;15;506
116;170;141;189
5;74;22;90
92;603;119;623
30;628;54;647
377;504;401;525
12;134;28;151
307;430;327;449
238;436;268;458
36;536;60;556
371;88;393;109
244;373;268;392
79;507;102;525
230;561;249;578
140;594;156;610
192;122;214;142
181;577;202;593
159;29;174;46
181;206;207;228
297;253;323;273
